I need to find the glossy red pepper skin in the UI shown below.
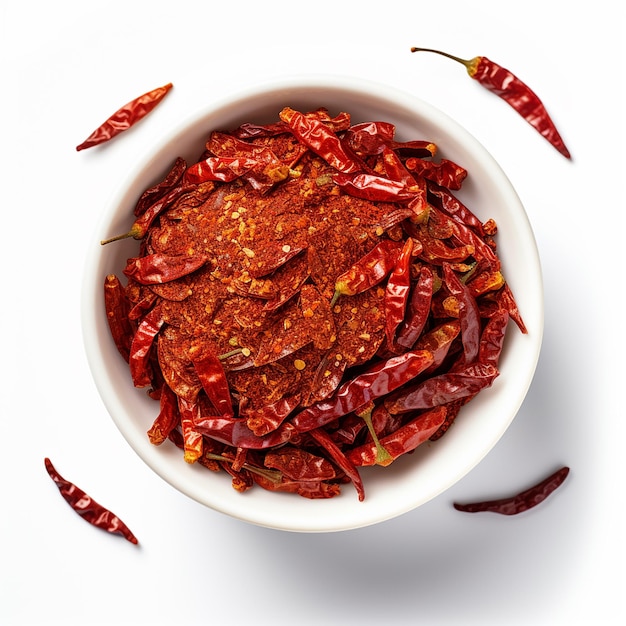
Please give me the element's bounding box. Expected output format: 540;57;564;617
102;182;197;245
384;237;414;344
133;157;187;217
347;406;447;467
291;350;434;433
147;383;180;445
123;252;209;285
443;263;481;365
411;48;571;159
104;274;134;362
333;172;418;203
76;82;172;151
454;466;570;515
192;352;234;418
405;157;467;190
178;397;204;463
395;265;434;350
470;57;571;158
129;305;164;388
279;107;363;173
332;239;403;302
45;458;138;544
385;361;498;414
309;428;366;501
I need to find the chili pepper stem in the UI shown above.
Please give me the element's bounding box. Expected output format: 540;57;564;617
218;347;248;361
101;224;143;245
357;406;393;466
205;452;283;483
329;290;342;308
411;47;479;76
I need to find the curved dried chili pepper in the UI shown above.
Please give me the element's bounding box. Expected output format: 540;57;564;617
123;252;209;285
477;308;509;367
104;274;134;362
427;181;485;236
178;397;204;463
331;239;403;306
244;393;302;436
147;383;180;445
291;349;434;433
129;305;165;388
333;172;418;203
395;265;434;350
192;351;234;418
453;466;570;515
263;446;337;482
309;427;366;501
133;157;187;217
279;107;363;173
101;182;197;245
76;82;173;151
384;237;414;345
385;362;498;415
411;47;571;159
44;458;138;545
405;157;467;190
443;263;481;365
193;414;296;449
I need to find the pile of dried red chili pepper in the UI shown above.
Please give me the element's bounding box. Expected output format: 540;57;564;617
102;106;527;501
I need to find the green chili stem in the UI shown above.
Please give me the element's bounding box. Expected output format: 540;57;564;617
357;406;392;466
204;452;283;483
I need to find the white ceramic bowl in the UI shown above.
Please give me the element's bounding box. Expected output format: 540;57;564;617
82;75;543;532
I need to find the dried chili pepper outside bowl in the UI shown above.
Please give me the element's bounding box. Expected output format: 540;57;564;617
82;75;543;533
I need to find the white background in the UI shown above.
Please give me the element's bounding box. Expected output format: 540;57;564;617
1;1;623;624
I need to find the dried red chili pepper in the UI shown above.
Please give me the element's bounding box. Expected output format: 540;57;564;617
453;466;570;515
123;252;209;285
443;263;481;365
101;182;197;245
405;157;467;190
331;239;403;306
76;82;173;151
104;274;134;362
333;172;418;203
291;350;434;433
192;351;234;418
178;397;204;463
133;157;187;217
395;265;434;350
263;446;336;482
427;181;485;236
385;361;498;415
384;237;414;344
411;47;571;158
279;107;363;173
147;383;180;445
309;428;366;501
129;305;165;388
347;406;447;467
44;458;138;544
244;393;301;436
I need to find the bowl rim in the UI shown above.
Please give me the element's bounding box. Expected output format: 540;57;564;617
81;73;544;532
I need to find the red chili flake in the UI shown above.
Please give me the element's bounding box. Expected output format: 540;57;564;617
44;458;138;545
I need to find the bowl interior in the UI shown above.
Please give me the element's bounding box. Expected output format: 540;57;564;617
82;75;543;532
